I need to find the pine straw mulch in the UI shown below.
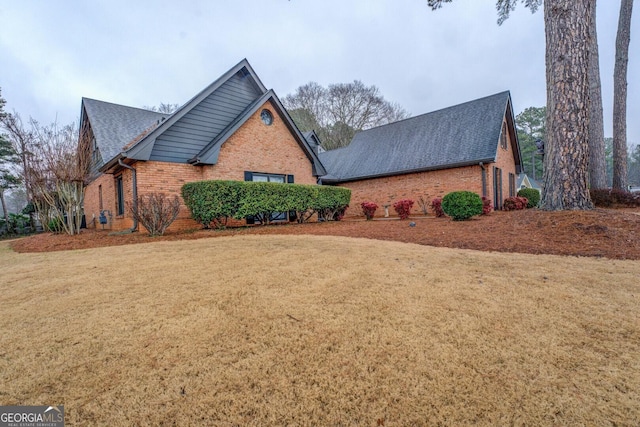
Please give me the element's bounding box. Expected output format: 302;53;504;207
10;207;640;260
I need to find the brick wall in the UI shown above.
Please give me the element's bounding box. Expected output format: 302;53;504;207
84;100;318;232
338;119;518;219
338;165;484;218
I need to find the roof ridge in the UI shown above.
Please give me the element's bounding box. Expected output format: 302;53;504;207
356;90;511;136
82;97;168;116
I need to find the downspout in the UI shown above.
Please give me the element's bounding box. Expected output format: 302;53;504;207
118;159;138;232
479;162;487;198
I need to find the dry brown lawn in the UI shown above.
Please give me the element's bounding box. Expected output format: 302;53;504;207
1;235;639;425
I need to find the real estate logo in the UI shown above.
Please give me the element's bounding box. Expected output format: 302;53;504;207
0;405;64;427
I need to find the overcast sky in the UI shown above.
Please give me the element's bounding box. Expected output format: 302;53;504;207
1;1;637;146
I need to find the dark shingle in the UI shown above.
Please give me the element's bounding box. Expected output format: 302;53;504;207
319;91;512;182
82;98;167;167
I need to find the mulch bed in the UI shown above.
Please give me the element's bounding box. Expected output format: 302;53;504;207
9;208;640;260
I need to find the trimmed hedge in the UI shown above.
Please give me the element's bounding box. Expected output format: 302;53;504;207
182;180;351;226
441;191;483;221
517;188;540;208
312;185;351;221
181;180;244;228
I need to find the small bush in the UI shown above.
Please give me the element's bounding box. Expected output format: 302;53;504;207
442;191;483;221
48;216;65;234
430;197;445;217
590;188;640;207
481;196;492;215
417;195;430;215
517;188;541;208
503;196;528;211
130;193;181;236
361;202;378;220
393;199;414;220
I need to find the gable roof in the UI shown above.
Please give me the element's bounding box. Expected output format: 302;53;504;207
83;59;325;177
189;90;326;176
302;130;325;154
120;59;267;164
81;98;167;165
319;91;521;183
517;173;542;191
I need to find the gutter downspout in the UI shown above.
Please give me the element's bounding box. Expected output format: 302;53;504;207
479;162;487;198
118;159;138;232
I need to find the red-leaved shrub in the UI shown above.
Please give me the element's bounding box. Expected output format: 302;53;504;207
481;196;492;215
430;197;445;217
503;196;528;211
361;201;378;220
393;199;414;219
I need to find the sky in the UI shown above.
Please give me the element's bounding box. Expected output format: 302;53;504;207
0;0;637;146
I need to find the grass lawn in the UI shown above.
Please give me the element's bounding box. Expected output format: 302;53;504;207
1;235;639;425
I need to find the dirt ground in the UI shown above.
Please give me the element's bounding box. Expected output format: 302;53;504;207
10;207;640;260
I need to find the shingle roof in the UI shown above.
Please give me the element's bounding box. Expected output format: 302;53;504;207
319;91;514;183
82;98;167;166
81;59;326;177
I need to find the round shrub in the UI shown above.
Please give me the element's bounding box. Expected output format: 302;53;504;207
361;201;378;220
441;191;483;221
517;188;540;208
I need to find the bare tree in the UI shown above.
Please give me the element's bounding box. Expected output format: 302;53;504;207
143;103;180;114
588;2;608;190
28;121;92;235
284;81;409;150
129;193;181;236
612;0;634;191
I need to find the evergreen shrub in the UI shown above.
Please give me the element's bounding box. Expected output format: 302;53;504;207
517;188;540;208
441;191;483;221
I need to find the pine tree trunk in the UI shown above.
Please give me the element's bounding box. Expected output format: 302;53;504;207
612;0;633;191
540;0;594;210
587;0;608;190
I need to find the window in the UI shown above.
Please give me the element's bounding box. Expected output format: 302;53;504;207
500;122;508;150
116;175;124;216
509;173;516;197
251;173;285;183
260;109;273;126
98;184;103;210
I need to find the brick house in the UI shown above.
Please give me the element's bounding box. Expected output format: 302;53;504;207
82;59;325;231
319;91;523;217
81;59;522;230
